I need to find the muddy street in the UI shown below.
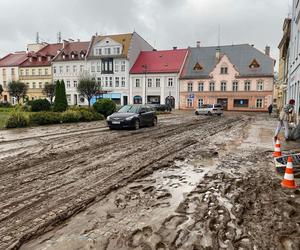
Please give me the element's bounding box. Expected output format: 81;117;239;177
0;112;299;250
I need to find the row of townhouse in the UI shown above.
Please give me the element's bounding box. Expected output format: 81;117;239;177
0;32;275;111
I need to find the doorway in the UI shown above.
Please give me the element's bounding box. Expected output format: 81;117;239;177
217;98;228;110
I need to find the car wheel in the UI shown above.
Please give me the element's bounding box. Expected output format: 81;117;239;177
109;126;114;130
208;111;212;116
217;113;222;116
152;117;157;126
134;119;140;130
195;111;199;115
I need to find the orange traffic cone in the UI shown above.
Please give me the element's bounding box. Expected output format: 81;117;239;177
273;139;282;157
281;156;298;189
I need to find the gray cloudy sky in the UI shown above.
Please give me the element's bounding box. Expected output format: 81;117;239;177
0;0;292;67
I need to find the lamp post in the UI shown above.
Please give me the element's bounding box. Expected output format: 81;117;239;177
142;64;147;104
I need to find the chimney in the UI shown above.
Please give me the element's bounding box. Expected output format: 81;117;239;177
196;41;201;47
173;46;177;50
265;45;270;56
63;39;69;49
216;47;221;61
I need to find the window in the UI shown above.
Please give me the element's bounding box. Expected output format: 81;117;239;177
156;78;160;88
3;81;7;88
97;78;101;85
221;81;227;91
109;61;113;72
121;77;125;87
66;94;71;104
2;69;6;75
38;69;42;75
74;81;77;88
95;48;101;55
187;82;193;92
209;82;215;91
198;98;204;107
97;62;101;72
109;77;113;87
232;81;238;91
115;77;120;87
32;69;35;75
193;63;203;71
45;69;48;75
198;82;204;92
104;48;111;55
148;78;152;88
59;66;63;74
11;68;15;75
187;98;193;107
135;78;140;88
53;67;56;74
66;81;71;88
121;61;126;72
102;59;113;73
244;81;251;91
32;82;36;89
249;59;260;69
39;82;42;89
256;98;263;108
233;99;249;107
257;81;264;91
91;63;95;72
168;78;173;87
105;77;108;87
20;69;24;76
66;66;69;73
220;67;228;74
73;65;77;73
79;65;84;73
113;47;120;54
115;61;119;72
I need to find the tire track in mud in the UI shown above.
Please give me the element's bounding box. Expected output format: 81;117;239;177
0;116;244;250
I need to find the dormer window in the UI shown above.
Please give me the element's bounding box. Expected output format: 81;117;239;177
249;59;260;68
113;47;121;55
104;48;111;55
62;54;66;59
71;54;75;59
220;64;228;74
193;62;203;71
38;57;42;62
47;56;51;61
29;57;32;62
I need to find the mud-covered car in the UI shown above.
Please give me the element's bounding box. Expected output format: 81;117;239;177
195;104;223;116
107;104;157;130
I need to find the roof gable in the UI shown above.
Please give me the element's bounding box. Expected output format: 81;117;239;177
209;54;239;77
0;52;28;67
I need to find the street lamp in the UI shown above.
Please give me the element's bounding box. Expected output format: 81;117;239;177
142;64;147;104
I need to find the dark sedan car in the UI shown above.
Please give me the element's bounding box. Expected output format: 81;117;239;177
107;105;157;130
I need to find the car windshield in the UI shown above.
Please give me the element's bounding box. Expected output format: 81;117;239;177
118;105;140;113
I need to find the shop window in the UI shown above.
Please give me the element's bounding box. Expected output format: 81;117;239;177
233;99;249;107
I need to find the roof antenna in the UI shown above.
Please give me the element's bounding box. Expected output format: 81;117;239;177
36;32;40;44
218;24;221;47
57;32;62;43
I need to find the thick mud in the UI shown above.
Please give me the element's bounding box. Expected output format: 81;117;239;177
1;113;299;250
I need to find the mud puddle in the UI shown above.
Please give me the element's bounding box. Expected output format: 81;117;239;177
21;159;218;250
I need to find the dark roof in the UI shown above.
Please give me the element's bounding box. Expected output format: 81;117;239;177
181;44;274;79
20;43;63;67
53;41;90;61
0;52;28;67
130;49;188;74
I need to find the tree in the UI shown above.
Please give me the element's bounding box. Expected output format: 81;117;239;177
77;76;101;107
42;82;56;104
53;80;68;112
0;84;3;97
8;81;28;104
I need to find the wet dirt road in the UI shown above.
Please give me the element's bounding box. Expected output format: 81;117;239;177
0;112;299;250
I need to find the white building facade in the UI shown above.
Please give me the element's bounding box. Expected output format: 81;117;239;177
288;0;300;122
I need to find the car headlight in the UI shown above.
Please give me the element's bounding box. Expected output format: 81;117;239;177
125;116;135;121
106;116;111;121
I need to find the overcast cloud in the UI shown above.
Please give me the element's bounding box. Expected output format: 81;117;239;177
0;0;292;68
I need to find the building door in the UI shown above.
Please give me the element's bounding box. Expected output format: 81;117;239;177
123;96;128;106
217;98;228;110
165;96;175;108
74;94;78;105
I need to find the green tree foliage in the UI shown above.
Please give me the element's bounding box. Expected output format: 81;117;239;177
77;76;101;107
31;99;51;112
6;112;29;128
8;81;28;103
93;98;116;117
0;84;3;97
53;80;68;112
42;82;56;104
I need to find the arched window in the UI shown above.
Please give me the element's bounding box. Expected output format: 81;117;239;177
133;95;142;104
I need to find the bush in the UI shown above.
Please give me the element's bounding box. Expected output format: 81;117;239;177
31;99;51;112
53;80;68;112
6;112;29;128
0;102;12;108
93;99;116;117
29;112;61;125
61;110;81;123
68;106;104;122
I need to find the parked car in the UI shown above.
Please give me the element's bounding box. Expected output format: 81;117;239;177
195;104;223;116
107;104;157;130
148;103;171;112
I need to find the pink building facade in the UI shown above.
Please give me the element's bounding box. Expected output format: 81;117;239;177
180;45;274;111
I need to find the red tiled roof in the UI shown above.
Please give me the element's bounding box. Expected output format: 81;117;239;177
0;52;28;67
20;43;63;67
130;49;188;74
54;41;90;61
